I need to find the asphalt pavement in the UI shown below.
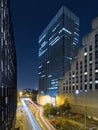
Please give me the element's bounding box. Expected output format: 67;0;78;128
21;98;42;130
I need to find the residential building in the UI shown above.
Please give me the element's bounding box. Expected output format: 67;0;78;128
38;6;80;96
58;17;98;119
0;0;17;130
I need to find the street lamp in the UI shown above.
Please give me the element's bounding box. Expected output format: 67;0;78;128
19;91;23;97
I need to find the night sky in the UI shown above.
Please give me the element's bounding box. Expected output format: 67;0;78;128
10;0;98;90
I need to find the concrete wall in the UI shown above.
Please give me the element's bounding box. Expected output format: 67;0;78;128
37;95;56;106
56;90;98;119
37;91;98;119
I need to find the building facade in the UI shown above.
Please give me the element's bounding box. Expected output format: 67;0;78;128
0;0;17;130
38;6;79;96
58;17;98;118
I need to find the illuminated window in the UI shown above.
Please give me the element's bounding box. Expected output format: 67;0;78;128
59;28;72;34
85;82;87;84
84;52;87;56
52;24;60;32
95;80;98;83
74;32;79;36
41;75;46;78
84;72;87;75
74;37;79;41
47;61;50;64
90;61;92;64
38;72;41;75
72;75;75;78
38;65;42;69
90;81;92;84
95;70;98;73
76;90;79;94
39;49;47;57
72;42;77;45
1;25;3;33
48;75;52;78
39;34;46;43
41;41;47;48
49;36;60;46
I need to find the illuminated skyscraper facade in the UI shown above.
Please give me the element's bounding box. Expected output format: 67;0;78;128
0;0;17;130
38;6;79;96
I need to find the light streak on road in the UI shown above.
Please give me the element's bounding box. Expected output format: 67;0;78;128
27;98;55;130
21;98;42;130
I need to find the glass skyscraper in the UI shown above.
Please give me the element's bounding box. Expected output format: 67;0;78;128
38;6;79;96
0;0;17;130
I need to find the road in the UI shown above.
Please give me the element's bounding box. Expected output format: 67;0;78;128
21;98;42;130
27;98;56;130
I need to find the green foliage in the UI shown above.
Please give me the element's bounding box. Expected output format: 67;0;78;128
22;89;38;101
43;103;57;117
43;103;51;109
31;90;38;101
43;102;71;118
57;103;71;116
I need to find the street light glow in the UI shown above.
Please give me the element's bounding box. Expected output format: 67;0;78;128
19;91;23;97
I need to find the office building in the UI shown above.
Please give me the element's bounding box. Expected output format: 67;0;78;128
58;17;98;118
38;6;80;96
0;0;17;130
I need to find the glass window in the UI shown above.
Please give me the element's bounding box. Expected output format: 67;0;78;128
89;53;92;61
95;83;98;89
90;84;92;90
85;85;87;90
76;86;78;90
84;48;87;52
89;45;92;51
63;87;65;91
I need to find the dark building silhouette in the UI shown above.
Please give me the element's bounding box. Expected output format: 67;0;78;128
38;6;80;96
0;0;17;130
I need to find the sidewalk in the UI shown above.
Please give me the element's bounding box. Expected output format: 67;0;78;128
15;107;24;130
14;103;31;130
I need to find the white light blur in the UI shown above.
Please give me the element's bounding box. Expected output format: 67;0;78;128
21;99;41;130
76;90;79;94
27;99;52;130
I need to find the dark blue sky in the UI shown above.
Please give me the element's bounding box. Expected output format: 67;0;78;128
10;0;98;90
